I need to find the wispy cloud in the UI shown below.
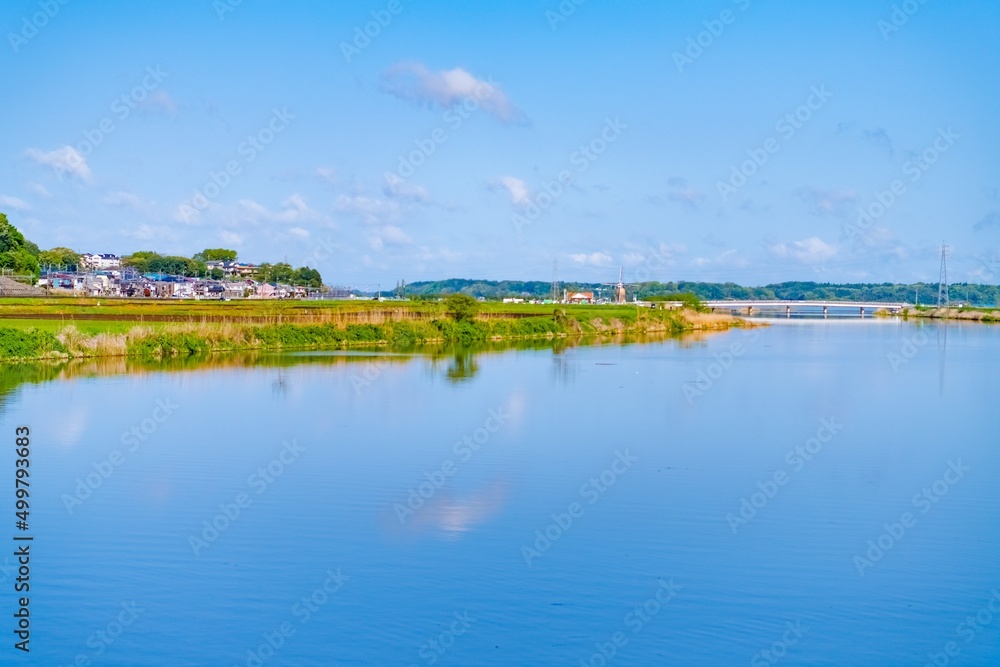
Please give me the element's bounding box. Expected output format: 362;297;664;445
667;177;704;207
238;194;313;224
138;90;179;116
795;186;858;217
569;251;613;267
973;211;1000;231
381;63;524;124
102;190;150;211
383;173;429;202
25;146;93;182
316;167;338;187
862;127;894;158
334;194;401;225
493;176;530;205
25;182;51;197
0;195;31;211
219;230;243;246
369;224;413;251
768;236;838;263
690;248;748;269
837;123;895;158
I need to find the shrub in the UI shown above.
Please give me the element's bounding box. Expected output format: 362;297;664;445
0;328;67;359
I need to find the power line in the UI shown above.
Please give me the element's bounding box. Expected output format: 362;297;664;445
938;242;949;307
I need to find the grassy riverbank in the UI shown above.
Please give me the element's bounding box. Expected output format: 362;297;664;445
0;299;749;361
903;306;1000;323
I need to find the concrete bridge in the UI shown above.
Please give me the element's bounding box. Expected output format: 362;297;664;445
703;300;910;317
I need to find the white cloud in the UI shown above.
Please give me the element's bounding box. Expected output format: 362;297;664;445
235;194;312;224
0;195;30;211
289;226;310;238
384;173;429;202
495;176;530;205
569;251;613;267
280;193;309;220
173;194;331;235
381;63;523;124
25;146;93;182
25;182;50;197
103;190;148;210
138;90;179;116
335;194;400;225
769;237;838;264
369;224;413;251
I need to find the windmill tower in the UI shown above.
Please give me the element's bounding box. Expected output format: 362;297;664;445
937;242;949;307
603;267;627;304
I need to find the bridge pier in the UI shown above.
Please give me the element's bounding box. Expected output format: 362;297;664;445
860;306;865;317
823;306;828;318
786;305;791;318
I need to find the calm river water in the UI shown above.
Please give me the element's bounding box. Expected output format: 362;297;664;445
2;319;998;665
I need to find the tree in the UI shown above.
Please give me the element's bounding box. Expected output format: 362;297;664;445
293;266;323;288
193;248;237;262
256;262;296;284
444;293;480;321
39;247;81;269
0;213;40;276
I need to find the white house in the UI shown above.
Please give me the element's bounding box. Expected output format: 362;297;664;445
80;253;121;270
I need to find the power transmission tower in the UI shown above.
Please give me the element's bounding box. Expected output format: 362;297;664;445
937;242;949;307
551;260;559;303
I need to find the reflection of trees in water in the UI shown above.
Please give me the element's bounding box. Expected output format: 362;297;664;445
0;330;686;410
551;349;576;385
445;351;479;383
0;361;68;414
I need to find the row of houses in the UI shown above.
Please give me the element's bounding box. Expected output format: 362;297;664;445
75;254;260;276
40;271;312;299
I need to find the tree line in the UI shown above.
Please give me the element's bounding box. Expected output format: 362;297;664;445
404;278;1000;308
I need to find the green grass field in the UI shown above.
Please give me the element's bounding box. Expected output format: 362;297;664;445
0;296;652;324
0;318;170;334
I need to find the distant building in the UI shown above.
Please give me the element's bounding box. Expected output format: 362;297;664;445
80;253;121;270
565;291;595;304
205;260;256;277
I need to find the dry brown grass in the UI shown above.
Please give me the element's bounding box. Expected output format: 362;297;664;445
56;325;128;357
682;311;758;330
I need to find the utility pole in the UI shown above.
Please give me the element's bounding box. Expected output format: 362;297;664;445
551;260;559;303
937;242;949;307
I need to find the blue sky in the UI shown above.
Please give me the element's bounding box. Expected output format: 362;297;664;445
2;0;998;288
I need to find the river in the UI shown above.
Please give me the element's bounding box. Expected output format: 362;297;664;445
2;319;998;665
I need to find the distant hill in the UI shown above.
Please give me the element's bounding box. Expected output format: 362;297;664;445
403;279;1000;307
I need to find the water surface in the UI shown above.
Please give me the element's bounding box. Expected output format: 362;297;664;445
2;320;998;665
